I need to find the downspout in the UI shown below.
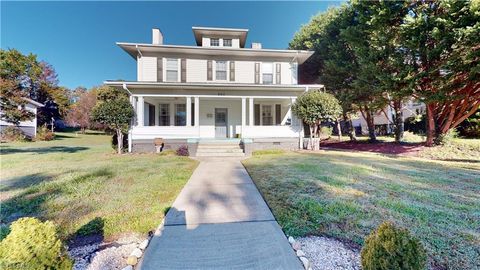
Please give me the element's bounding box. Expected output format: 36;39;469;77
123;83;134;153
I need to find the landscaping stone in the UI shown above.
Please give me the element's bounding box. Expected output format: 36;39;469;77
297;236;361;270
296;250;306;257
288;236;295;244
122;266;133;270
292;241;302;251
300;256;310;270
87;243;137;270
126;256;138;266
131;248;143;258
139;239;149;250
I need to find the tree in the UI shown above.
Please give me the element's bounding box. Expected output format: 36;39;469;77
91;86;134;154
65;90;97;133
292;91;342;150
0;49;71;127
0;49;40;125
401;0;480;145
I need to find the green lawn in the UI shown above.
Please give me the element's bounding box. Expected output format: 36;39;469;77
0;132;197;241
243;151;480;269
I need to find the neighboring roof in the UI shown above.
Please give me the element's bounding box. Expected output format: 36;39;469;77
192;26;249;47
117;43;314;64
23;98;44;107
104;80;324;92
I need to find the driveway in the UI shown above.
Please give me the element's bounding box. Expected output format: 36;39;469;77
139;157;302;269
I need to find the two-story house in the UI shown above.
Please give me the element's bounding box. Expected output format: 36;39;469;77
105;27;322;156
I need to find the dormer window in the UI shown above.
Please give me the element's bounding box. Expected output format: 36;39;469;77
210;38;220;47
223;39;232;47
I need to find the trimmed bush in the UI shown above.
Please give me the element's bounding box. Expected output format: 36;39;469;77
36;125;55;141
0;217;73;270
361;221;427;270
0;126;28;142
176;145;189;156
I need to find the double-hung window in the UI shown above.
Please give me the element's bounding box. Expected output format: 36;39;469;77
166;58;178;82
262;63;273;84
159;104;170;126
174;104;186;126
210;38;219;46
216;61;227;80
223;39;232;47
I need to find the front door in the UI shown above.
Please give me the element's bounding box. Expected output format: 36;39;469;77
215;108;228;138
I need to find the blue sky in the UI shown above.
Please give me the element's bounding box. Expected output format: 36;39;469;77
1;1;341;89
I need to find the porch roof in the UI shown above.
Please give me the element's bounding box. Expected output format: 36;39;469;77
104;81;324;92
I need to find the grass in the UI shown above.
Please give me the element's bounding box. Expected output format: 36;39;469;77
243;150;480;269
0;132;198;241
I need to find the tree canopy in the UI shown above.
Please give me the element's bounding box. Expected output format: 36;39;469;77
290;0;480;145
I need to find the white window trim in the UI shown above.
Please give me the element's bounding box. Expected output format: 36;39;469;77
214;60;229;81
261;62;274;85
163;58;180;82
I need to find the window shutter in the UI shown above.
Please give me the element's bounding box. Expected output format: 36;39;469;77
229;61;235;81
275;104;281;125
181;59;186;83
276;63;281;84
207;60;213;81
254;62;260;84
254;104;260;125
157;58;163;82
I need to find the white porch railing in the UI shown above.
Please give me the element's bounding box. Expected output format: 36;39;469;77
131;126;199;140
240;125;302;138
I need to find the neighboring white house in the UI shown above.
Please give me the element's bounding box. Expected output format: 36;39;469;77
105;26;321;155
352;99;426;135
0;98;44;138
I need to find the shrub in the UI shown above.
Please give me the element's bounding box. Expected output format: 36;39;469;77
436;128;459;145
176;145;189;156
320;126;333;139
0;217;73;270
361;221;427;270
0;126;28;142
36;125;55;141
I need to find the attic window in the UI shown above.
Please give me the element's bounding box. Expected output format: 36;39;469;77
210;38;219;46
223;39;232;47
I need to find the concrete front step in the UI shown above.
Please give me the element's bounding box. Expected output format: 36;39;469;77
197;144;241;149
196;152;245;157
197;148;244;153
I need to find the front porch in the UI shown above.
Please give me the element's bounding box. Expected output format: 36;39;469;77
128;94;303;152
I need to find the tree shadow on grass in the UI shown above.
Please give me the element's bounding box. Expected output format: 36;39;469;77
69;217;105;248
0;173;54;193
0;146;89;155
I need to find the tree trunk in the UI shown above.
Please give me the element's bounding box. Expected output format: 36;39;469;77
343;112;356;141
364;109;377;142
426;104;436;146
336;120;342;141
117;129;123;154
309;125;314;151
393;100;404;143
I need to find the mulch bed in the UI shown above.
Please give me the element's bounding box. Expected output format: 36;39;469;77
320;139;425;157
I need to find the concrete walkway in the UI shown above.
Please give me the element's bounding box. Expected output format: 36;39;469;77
139;157;302;270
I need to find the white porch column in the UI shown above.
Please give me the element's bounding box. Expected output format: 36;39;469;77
241;97;246;137
137;96;144;127
249;97;254;126
154;103;159;126
194;97;200;127
186;96;192;126
290;97;297;126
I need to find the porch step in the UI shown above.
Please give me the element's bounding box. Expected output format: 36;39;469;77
196;152;245;157
195;141;245;157
197;144;241;149
196;149;244;154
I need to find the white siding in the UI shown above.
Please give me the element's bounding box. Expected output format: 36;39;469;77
280;62;292;84
138;56;157;81
202;37;210;47
231;39;240;48
233;61;255;84
290;62;298;84
187;59;207;82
